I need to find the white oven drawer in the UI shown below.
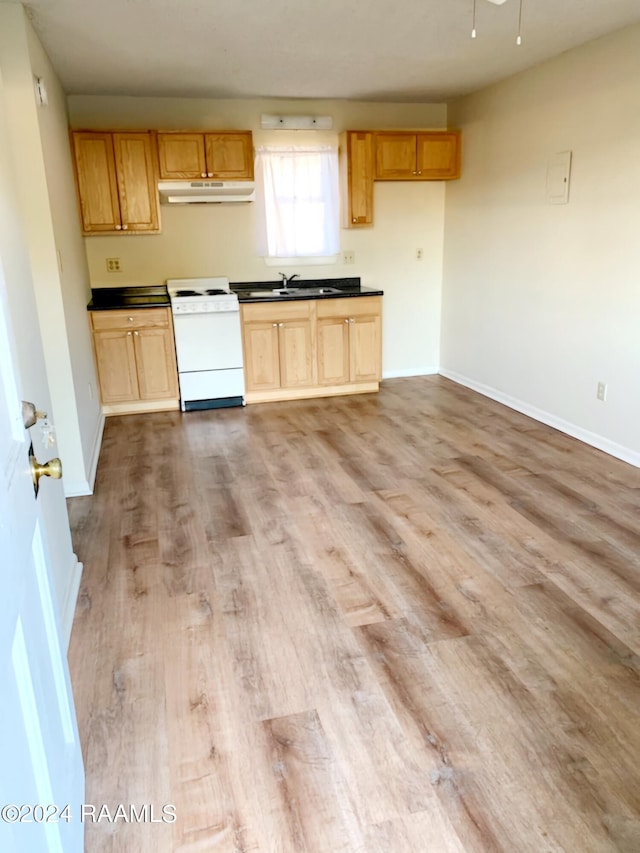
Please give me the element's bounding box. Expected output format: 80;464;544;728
178;368;244;401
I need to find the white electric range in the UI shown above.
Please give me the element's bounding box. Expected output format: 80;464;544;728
167;277;245;411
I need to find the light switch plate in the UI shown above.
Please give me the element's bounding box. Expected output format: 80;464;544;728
546;151;572;205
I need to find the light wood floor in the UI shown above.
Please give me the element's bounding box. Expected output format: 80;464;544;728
68;376;640;853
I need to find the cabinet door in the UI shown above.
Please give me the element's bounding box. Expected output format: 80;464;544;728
205;133;254;179
317;317;350;386
350;314;382;382
72;132;121;232
375;133;417;179
93;330;139;403
156;133;207;179
279;320;314;388
243;322;281;391
133;327;178;400
340;131;374;227
416;132;461;179
112;133;160;232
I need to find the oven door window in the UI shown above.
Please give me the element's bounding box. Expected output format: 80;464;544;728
173;312;243;373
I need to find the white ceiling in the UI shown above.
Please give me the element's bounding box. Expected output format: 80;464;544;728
22;0;640;102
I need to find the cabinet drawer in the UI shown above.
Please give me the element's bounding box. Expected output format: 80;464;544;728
316;296;381;318
91;307;172;331
241;301;312;323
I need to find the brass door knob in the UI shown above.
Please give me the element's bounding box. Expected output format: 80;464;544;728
30;455;63;491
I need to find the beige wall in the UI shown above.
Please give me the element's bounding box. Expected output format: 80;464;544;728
25;19;104;497
68;96;449;376
442;24;640;464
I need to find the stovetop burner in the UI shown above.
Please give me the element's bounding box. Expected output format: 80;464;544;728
167;277;234;304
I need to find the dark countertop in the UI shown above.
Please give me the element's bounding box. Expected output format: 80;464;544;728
87;285;170;311
87;280;383;310
231;277;383;304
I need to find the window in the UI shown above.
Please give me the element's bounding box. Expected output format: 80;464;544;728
254;145;340;260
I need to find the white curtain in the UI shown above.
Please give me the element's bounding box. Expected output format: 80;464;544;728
254;145;340;258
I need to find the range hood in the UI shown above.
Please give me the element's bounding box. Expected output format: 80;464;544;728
158;180;255;204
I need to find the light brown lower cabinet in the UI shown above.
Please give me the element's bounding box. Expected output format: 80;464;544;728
317;297;382;385
90;308;179;415
241;296;382;404
241;301;315;396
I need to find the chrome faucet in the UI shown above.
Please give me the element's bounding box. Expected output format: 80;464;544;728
278;272;300;290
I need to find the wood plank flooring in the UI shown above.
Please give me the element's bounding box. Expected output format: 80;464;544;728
67;376;640;852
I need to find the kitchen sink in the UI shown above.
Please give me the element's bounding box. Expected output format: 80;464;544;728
245;286;344;297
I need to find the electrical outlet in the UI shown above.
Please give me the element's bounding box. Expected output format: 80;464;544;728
106;258;121;273
342;250;355;265
416;248;423;260
597;382;607;402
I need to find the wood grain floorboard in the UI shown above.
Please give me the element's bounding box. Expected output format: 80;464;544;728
261;710;365;852
68;376;640;851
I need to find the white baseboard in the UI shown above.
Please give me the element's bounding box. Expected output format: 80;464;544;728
439;368;640;469
63;412;105;497
383;366;439;379
86;412;105;492
63;480;91;498
61;554;83;652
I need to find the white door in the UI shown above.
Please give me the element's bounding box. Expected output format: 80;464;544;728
0;263;84;849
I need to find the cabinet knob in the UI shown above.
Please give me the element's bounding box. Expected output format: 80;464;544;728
134;331;139;336
344;318;349;324
417;170;422;175
272;323;277;327
115;224;122;230
278;323;284;328
352;217;357;223
201;172;207;178
349;318;355;323
122;224;128;230
207;172;213;178
128;316;134;322
127;331;132;336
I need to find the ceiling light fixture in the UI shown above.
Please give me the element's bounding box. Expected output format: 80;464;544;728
472;0;525;46
261;114;332;130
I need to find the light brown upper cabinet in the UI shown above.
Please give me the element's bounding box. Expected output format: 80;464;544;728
375;131;461;180
340;129;461;228
72;131;160;234
156;131;254;180
339;131;375;228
